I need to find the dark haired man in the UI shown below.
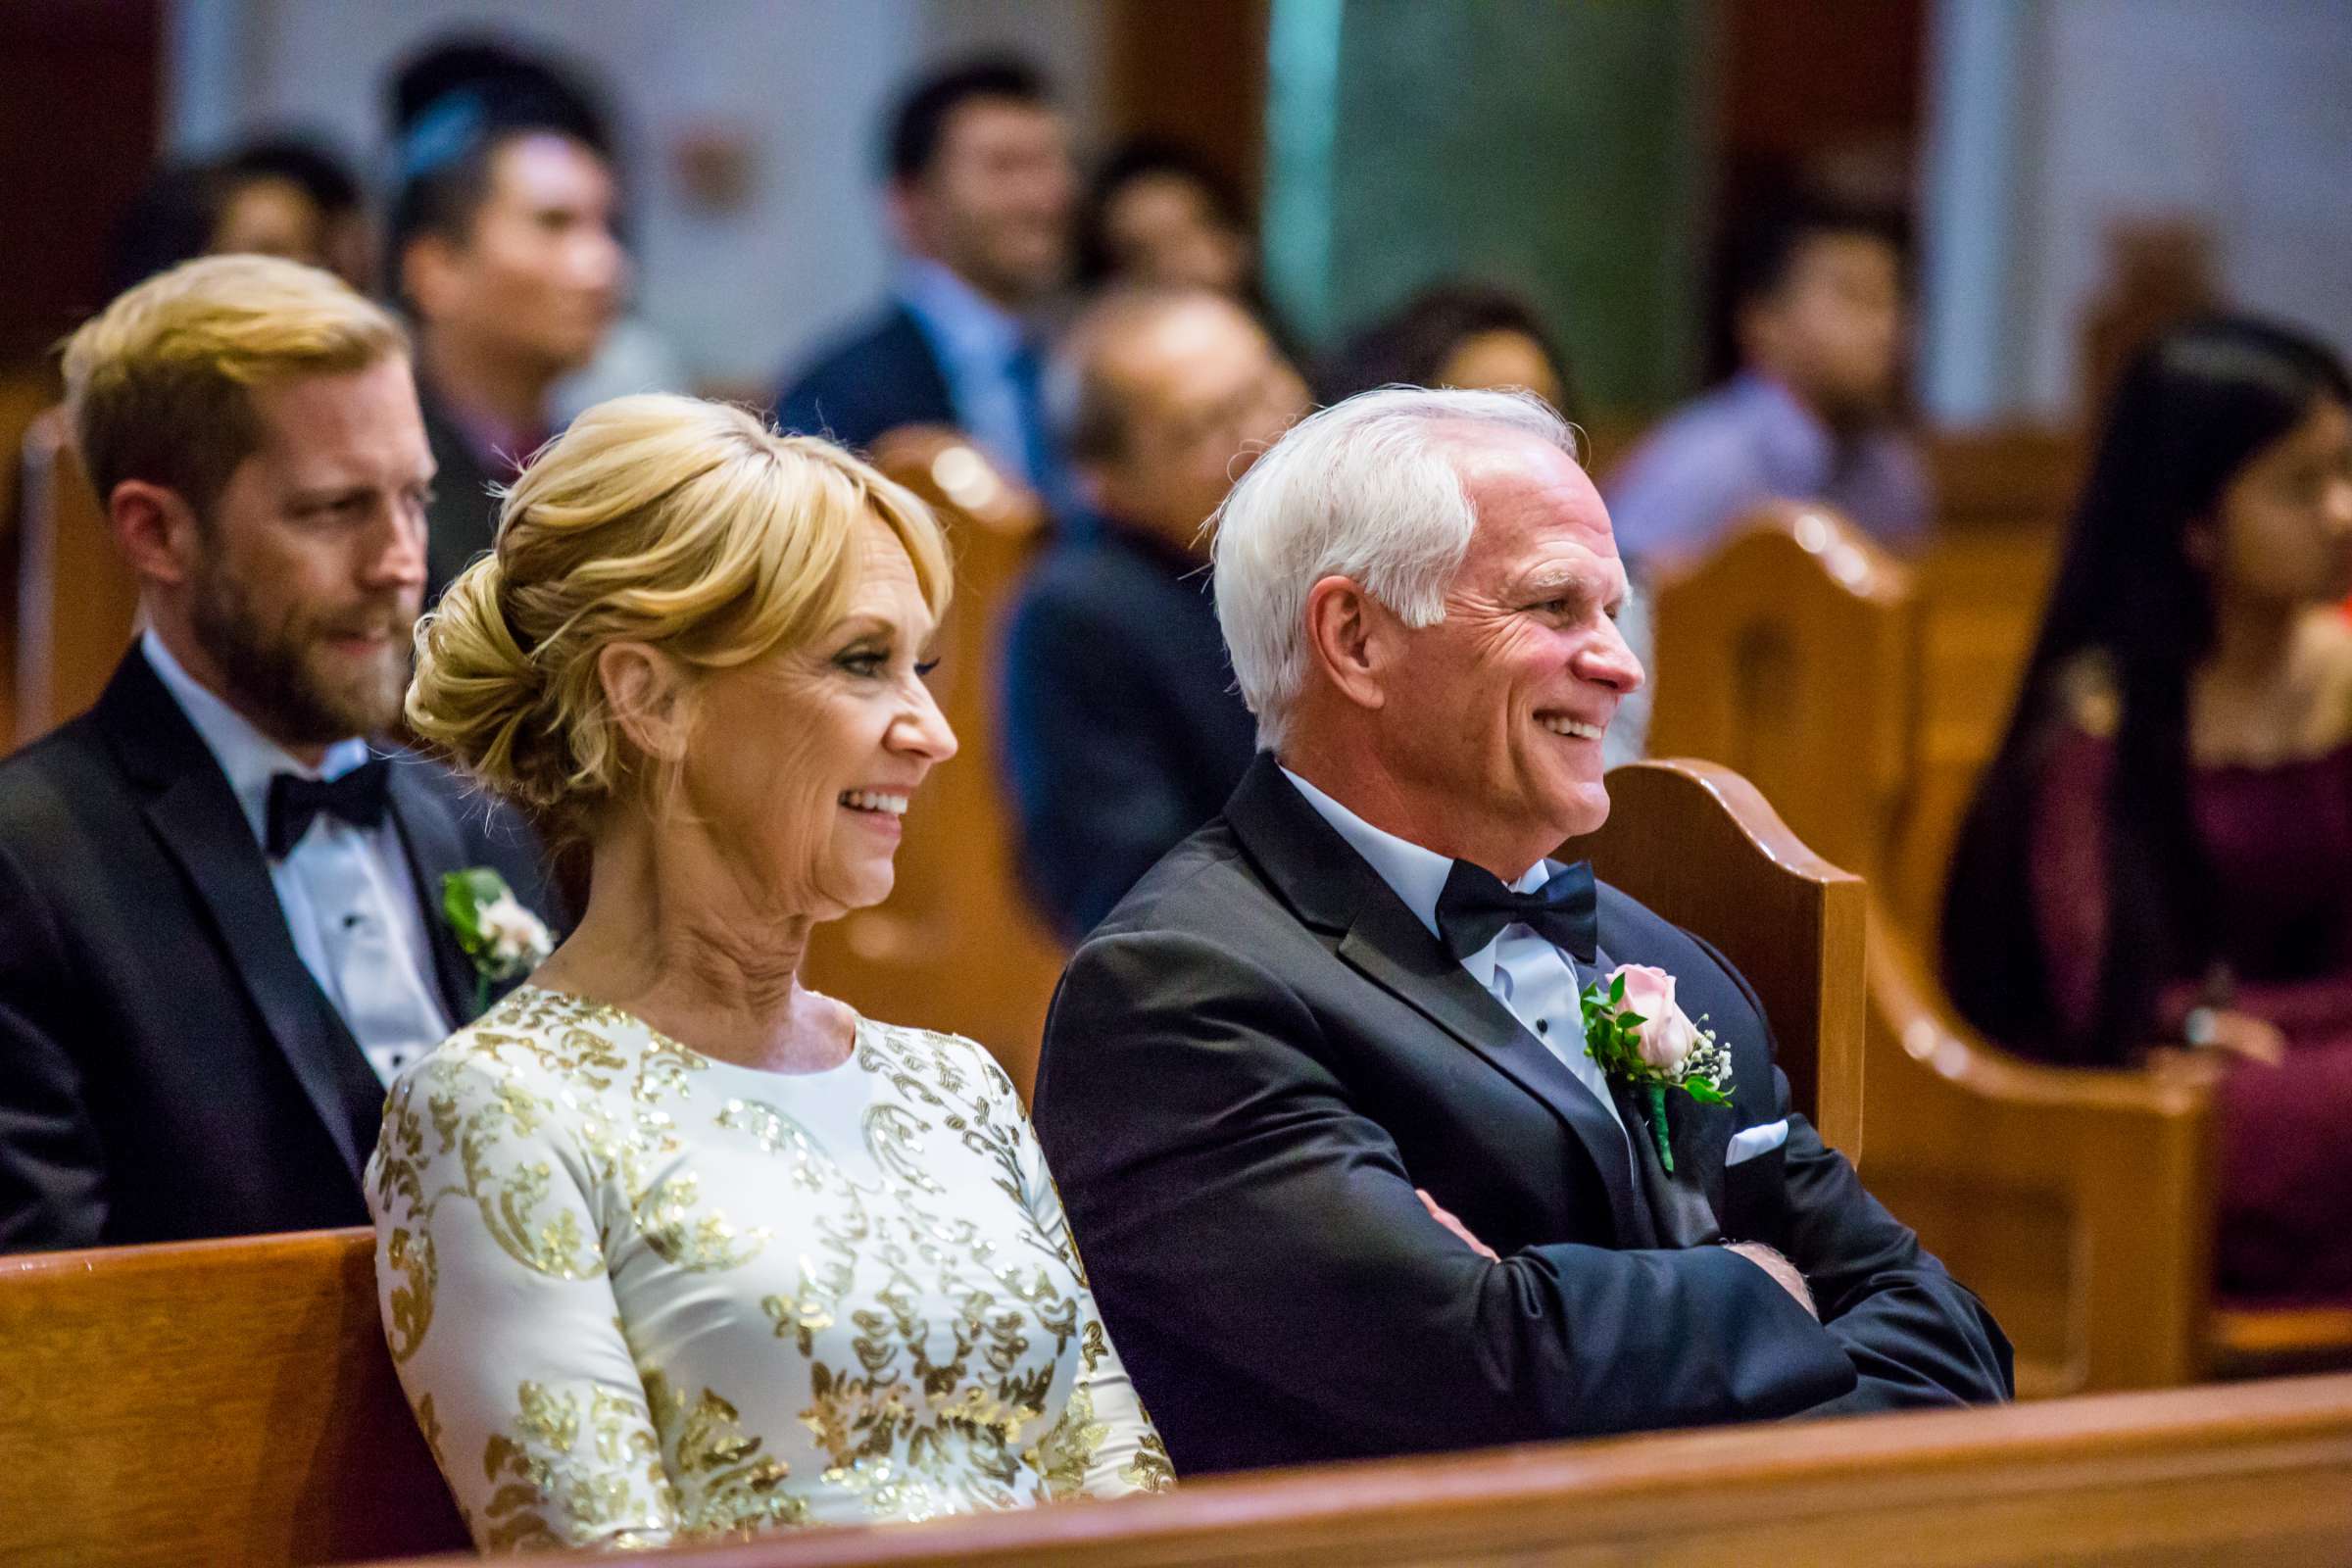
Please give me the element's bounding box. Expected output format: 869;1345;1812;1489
1607;202;1925;568
389;48;623;597
775;57;1076;507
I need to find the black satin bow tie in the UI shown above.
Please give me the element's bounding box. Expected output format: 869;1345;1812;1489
1433;857;1598;963
265;760;391;859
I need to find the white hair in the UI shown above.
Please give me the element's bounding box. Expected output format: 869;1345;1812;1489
1210;385;1580;750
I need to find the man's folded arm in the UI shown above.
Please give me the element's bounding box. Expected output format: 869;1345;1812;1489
1036;929;1859;1452
1771;1093;2016;1411
1690;934;2015;1409
0;840;107;1252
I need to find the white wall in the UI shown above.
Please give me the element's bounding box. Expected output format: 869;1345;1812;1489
165;0;1106;390
1922;0;2352;425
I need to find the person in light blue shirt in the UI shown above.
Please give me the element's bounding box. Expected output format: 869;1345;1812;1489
1607;199;1929;572
775;57;1077;512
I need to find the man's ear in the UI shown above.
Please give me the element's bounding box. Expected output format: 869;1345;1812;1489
107;480;201;590
1301;573;1389;713
598;642;692;764
400;233;461;325
882;178;928;255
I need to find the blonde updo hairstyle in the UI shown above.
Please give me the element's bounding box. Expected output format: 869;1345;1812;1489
409;395;951;845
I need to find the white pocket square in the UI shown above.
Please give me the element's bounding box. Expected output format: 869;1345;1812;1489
1725;1119;1789;1166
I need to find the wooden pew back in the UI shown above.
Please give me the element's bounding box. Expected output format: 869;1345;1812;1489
0;1229;465;1566
368;1375;2352;1567
13;406;139;748
1572;758;1864;1156
1645;503;1920;885
797;429;1068;1097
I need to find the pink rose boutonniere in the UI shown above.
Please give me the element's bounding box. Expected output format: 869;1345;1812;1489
1582;963;1733;1172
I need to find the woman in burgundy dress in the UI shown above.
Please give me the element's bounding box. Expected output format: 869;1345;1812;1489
1943;318;2352;1306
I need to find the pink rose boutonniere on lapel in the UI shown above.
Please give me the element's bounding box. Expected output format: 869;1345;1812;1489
1582;963;1733;1172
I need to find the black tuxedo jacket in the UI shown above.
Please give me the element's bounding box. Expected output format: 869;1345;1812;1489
0;651;562;1252
772;304;956;456
1033;755;2012;1475
418;377;505;604
997;521;1258;942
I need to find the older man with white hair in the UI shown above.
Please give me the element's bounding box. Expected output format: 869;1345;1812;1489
1031;387;2011;1476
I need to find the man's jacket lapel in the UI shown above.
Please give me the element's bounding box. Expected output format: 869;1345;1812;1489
384;760;483;1025
1225;756;1651;1248
100;655;374;1183
1589;939;1728;1249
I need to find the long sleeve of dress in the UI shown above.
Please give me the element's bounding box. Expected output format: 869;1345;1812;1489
369;1048;680;1553
1004;1078;1175;1497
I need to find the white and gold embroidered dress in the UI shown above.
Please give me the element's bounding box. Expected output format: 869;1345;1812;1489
368;986;1171;1552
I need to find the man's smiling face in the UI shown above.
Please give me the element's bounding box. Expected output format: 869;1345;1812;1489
1368;429;1644;876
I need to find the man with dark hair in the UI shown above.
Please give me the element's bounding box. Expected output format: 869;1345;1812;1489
775;56;1076;506
0;257;560;1253
1606;199;1926;567
388;42;623;597
1000;287;1307;940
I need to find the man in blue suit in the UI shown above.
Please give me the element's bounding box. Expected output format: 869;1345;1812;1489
775;57;1077;509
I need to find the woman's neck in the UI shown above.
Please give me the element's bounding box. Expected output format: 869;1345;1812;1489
533;817;855;1073
2204;589;2300;687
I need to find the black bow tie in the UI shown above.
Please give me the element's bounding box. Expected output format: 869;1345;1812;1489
265;760;391;859
1433;857;1597;963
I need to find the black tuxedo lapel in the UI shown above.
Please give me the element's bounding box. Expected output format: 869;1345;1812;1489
1226;757;1651;1247
98;654;374;1182
384;760;481;1024
1588;940;1726;1249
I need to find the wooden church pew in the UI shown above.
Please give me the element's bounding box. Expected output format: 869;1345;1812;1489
11;403;141;749
358;1375;2352;1567
0;1229;466;1566
0;754;1858;1565
797;427;1070;1099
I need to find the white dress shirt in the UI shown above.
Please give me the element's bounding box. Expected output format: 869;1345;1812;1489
1280;768;1628;1139
142;631;451;1085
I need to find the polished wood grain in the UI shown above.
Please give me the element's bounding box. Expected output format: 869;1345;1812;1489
12;405;140;748
365;1375;2352;1568
1647;502;1921;884
797;428;1069;1098
1571;758;1865;1161
0;1228;465;1566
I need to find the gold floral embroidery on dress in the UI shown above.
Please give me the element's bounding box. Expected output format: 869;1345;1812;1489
641;1369;808;1538
1024;1382;1108;1500
1120;1430;1176;1494
480;1381;670;1551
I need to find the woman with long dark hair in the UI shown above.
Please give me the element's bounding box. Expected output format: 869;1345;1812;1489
1942;317;2352;1303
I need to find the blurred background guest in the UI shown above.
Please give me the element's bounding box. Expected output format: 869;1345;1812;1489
385;395;1168;1547
386;40;625;598
1942;318;2352;1306
1076;135;1294;353
1314;278;1582;425
0;256;559;1254
1001;286;1306;941
101;134;368;299
775;56;1077;509
1605;198;1923;572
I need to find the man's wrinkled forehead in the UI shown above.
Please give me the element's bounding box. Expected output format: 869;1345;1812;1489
1440;423;1618;560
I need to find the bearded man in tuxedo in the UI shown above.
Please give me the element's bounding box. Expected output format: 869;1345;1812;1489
0;256;560;1252
1032;386;2010;1474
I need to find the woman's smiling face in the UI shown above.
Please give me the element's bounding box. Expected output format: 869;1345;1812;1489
680;515;957;920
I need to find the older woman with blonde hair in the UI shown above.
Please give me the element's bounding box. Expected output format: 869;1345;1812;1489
368;395;1170;1551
